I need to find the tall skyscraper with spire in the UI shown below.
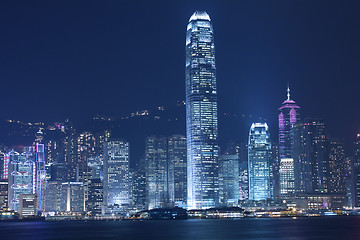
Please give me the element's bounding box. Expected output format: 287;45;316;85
185;11;219;209
278;86;300;199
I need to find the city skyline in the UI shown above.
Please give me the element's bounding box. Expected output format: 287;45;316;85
1;2;360;240
0;3;358;226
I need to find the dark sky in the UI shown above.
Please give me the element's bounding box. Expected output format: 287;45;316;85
0;0;359;145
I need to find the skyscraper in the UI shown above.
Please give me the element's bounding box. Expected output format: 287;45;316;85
248;123;272;201
103;139;130;213
278;87;300;199
60;182;84;212
168;135;187;208
8;149;35;211
353;134;360;207
327;139;347;194
186;11;219;209
36;143;46;213
145;136;168;209
219;155;240;205
293;119;327;194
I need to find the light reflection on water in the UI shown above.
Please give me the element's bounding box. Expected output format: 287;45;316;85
0;217;360;240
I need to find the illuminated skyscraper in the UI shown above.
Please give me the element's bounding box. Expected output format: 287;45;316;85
219;155;240;205
248;123;272;201
278;86;299;199
145;136;168;209
293;119;327;194
60;182;84;212
103;139;130;212
35;144;46;213
186;11;219;209
8;149;35;211
353;134;360;207
168;135;187;208
279;158;295;199
327;139;347;194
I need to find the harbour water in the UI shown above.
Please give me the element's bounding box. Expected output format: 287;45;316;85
1;217;359;240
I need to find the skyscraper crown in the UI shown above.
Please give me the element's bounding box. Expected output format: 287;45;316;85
189;11;211;22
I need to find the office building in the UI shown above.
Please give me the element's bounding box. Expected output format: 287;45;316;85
8;149;35;211
186;11;219;209
103;139;130;212
0;180;8;209
248;123;272;201
293;119;327;194
19;194;37;218
168;135;187;208
44;181;61;212
145;136;168;209
278;87;299;199
219;154;239;205
60;182;84;212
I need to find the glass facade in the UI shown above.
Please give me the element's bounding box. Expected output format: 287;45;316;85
103;140;130;212
168;135;187;208
219;155;240;205
293;119;327;194
186;11;219;209
278;87;299;199
248;123;272;201
8;149;35;211
145;136;168;209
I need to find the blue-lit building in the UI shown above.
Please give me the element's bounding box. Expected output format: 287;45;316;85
248;123;272;201
145;136;168;209
186;11;219;209
8;148;35;212
219;155;239;206
103;139;130;213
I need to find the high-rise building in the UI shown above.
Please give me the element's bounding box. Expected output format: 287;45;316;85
63;132;78;182
35;143;46;213
186;11;219;209
278;87;299;199
60;182;84;212
168;135;187;208
0;180;8;209
293;119;327;194
279;158;295;199
238;143;249;201
145;136;169;209
353;134;360;207
248;123;272;201
87;178;103;216
219;155;240;205
77;132;96;182
44;181;61;212
239;161;249;200
77;132;96;207
0;151;4;180
129;169;146;212
271;144;280;199
103;139;130;212
8;149;35;211
327;139;347;194
19;194;37;218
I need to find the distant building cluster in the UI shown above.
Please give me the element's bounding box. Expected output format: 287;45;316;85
0;11;358;219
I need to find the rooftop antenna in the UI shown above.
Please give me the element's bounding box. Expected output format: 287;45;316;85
287;83;290;101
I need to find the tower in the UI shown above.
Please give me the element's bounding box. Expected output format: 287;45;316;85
103;139;130;213
186;11;219;209
278;86;300;199
248;123;272;201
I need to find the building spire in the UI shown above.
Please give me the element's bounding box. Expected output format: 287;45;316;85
287;83;290;101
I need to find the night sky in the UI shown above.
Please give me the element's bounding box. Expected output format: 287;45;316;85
0;1;359;146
